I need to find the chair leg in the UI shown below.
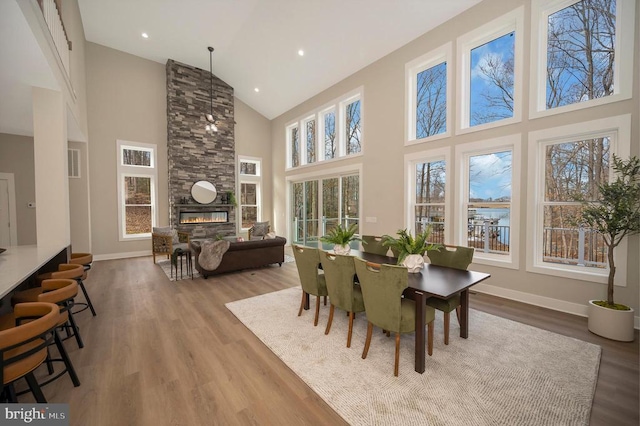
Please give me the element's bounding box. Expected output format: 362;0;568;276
314;295;321;326
324;296;327;306
394;333;401;377
362;322;373;359
24;372;47;403
427;321;434;356
444;311;450;345
347;312;354;348
298;291;306;316
153;252;156;263
78;280;97;316
45;349;54;375
54;330;81;387
6;383;17;403
325;305;335;335
66;309;84;349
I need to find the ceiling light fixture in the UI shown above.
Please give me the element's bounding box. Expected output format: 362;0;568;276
298;49;304;56
254;87;260;93
205;46;218;132
141;32;149;39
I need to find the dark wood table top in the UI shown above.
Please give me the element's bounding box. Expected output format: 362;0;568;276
349;250;491;299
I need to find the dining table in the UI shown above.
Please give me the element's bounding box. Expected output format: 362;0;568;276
306;249;491;373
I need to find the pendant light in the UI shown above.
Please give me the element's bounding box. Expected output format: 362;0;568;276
205;46;218;132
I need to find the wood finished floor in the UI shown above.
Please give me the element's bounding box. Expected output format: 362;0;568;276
20;254;639;426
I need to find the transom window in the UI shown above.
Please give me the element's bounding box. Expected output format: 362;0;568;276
286;88;363;169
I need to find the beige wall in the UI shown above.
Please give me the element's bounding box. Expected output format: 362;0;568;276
234;98;273;234
0;133;37;245
271;0;639;314
68;140;90;252
86;42;168;257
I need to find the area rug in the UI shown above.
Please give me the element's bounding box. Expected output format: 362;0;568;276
226;287;601;426
157;255;295;281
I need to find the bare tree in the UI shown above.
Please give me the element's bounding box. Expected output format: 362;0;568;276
345;101;361;154
416;63;447;138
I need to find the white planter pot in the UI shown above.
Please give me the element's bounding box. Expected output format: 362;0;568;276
587;300;635;342
334;244;351;255
402;254;424;273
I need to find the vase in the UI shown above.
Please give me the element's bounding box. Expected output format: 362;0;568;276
587;300;635;342
403;254;424;273
334;244;351;255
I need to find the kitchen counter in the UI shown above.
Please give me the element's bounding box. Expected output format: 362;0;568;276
0;244;69;298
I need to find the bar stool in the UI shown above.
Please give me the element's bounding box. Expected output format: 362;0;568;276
0;302;59;403
70;253;97;316
37;263;96;317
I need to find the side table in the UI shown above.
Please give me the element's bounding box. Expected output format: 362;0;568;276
171;248;192;280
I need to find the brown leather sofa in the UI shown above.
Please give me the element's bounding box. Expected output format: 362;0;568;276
191;236;287;278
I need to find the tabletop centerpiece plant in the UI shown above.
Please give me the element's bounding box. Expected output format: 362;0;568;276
320;223;362;255
578;154;639;342
381;227;441;273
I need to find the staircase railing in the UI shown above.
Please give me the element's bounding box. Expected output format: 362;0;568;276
38;0;71;78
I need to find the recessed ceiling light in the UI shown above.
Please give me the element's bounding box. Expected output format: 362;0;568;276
254;88;260;93
298;49;304;56
141;32;149;39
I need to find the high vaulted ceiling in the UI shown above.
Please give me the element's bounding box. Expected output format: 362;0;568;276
78;0;481;120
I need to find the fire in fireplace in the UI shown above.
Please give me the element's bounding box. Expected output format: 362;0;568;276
179;210;228;225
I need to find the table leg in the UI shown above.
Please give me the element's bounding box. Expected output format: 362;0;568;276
304;293;310;310
460;289;469;339
179;253;183;279
414;290;426;374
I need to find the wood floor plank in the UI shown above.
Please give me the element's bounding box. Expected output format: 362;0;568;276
14;255;637;426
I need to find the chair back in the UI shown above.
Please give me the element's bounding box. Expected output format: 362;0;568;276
0;302;59;385
426;245;474;270
292;245;324;296
319;251;356;311
361;235;389;256
354;258;408;333
53;264;85;280
38;279;79;324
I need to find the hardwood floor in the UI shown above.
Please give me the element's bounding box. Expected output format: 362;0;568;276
19;255;639;425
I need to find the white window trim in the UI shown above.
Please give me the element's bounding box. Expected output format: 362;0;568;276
405;42;452;145
455;134;521;269
285;163;363;244
285;123;300;170
404;147;452;242
529;0;635;119
237;155;262;232
456;6;524;135
340;93;364;157
116;140;158;241
526;114;631;284
302;115;317;165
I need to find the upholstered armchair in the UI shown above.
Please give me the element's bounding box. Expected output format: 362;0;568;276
152;227;190;263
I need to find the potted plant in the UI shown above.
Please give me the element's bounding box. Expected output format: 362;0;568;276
381;228;441;273
320;223;362;255
579;155;640;342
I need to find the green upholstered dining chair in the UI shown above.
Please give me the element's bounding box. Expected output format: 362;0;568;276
292;245;328;326
319;251;365;348
354;258;435;376
425;245;474;345
361;235;389;256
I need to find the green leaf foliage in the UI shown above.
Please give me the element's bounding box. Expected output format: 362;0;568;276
320;223;362;245
381;228;441;265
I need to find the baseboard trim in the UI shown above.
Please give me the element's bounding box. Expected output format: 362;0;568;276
473;283;640;330
94;250;151;261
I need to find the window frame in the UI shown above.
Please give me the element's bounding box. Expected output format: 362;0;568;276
456;6;524;135
529;0;635;119
405;147;452;244
454;134;521;269
116;140;158;241
341;94;363;157
238;155;262;232
405;43;452;145
526;114;631;284
320;106;337;161
302;115;317;165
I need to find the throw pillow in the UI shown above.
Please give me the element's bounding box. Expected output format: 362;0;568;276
251;221;270;237
264;232;276;239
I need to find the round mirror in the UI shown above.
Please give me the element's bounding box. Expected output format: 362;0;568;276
191;181;217;204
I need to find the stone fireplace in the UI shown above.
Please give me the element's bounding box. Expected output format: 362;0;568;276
166;59;236;238
179;210;229;225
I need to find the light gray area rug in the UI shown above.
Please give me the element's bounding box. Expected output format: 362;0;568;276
157;255;295;281
226;287;601;426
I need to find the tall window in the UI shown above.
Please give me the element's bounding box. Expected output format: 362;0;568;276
288;125;300;168
290;171;360;246
457;7;523;133
305;118;316;164
456;135;520;268
116;140;157;240
406;43;452;144
344;99;362;155
321;109;337;160
238;156;262;231
530;0;634;117
527;114;630;282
